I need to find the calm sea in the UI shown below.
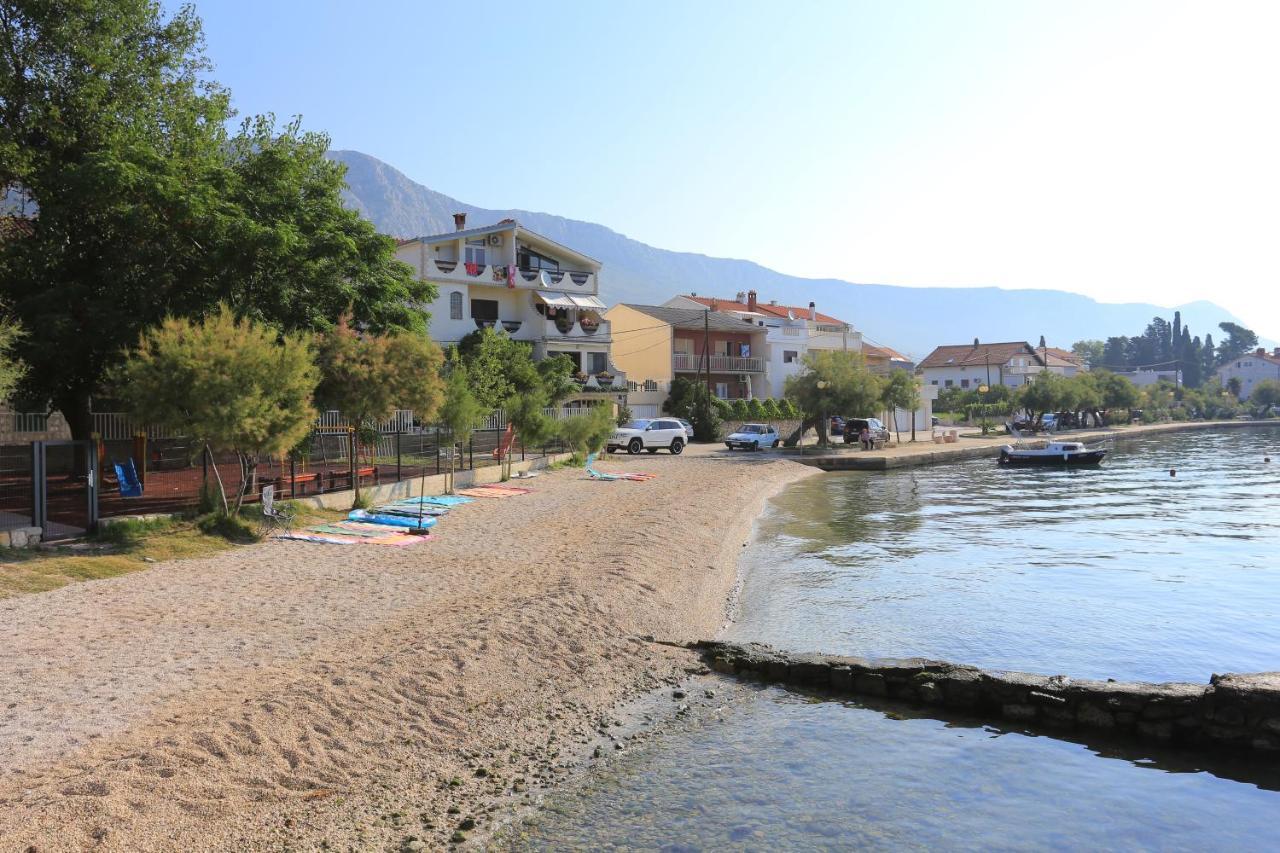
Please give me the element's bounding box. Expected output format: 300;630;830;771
508;426;1280;850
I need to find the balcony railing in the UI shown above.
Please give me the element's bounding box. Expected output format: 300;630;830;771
425;260;597;292
672;352;765;373
543;318;611;339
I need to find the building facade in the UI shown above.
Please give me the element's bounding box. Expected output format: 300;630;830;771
918;341;1054;389
603;304;768;417
395;216;624;407
1217;348;1280;399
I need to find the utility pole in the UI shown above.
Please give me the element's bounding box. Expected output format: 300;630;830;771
703;310;712;428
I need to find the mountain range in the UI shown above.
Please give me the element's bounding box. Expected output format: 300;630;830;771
335;150;1259;359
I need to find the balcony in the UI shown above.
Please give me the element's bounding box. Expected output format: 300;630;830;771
672;352;765;373
543;317;611;340
425;260;597;293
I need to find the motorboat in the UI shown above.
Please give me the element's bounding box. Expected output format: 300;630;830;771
998;440;1106;467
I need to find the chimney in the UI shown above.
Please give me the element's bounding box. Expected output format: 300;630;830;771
747;290;757;312
1257;347;1267;357
808;301;817;321
453;212;467;231
735;291;747;303
973;337;980;348
710;298;718;311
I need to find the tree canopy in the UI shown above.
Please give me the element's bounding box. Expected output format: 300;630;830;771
784;351;883;443
0;1;432;437
118;305;318;513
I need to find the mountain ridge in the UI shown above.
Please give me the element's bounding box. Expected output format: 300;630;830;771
330;150;1264;358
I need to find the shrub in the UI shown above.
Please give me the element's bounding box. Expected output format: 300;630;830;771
746;398;765;419
556;405;616;458
730;398;750;420
761;398;782;419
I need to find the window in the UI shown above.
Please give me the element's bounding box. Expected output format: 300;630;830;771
960;379;970;389
517;247;560;272
715;382;729;399
931;380;939;386
449;291;462;320
945;379;954;388
470;299;498;321
464;238;487;267
588;352;608;374
783;350;799;364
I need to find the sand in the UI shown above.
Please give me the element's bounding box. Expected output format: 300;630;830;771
0;450;814;851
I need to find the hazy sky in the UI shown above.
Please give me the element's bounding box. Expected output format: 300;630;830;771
191;0;1278;339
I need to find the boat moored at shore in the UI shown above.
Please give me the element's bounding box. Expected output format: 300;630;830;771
999;440;1107;466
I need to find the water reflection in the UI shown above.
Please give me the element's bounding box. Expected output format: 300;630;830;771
733;426;1280;683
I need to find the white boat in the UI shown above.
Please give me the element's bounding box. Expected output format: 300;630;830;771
999;440;1106;467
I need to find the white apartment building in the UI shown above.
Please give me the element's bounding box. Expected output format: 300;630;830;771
1217;348;1280;399
663;291;862;398
395;216;624;400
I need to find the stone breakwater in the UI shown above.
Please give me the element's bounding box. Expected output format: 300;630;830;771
696;641;1280;753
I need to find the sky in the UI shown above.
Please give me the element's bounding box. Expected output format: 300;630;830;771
190;0;1279;340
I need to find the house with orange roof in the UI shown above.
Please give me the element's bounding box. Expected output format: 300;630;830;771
918;340;1049;390
663;290;862;398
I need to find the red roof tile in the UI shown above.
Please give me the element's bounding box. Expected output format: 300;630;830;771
682;294;847;326
918;341;1042;370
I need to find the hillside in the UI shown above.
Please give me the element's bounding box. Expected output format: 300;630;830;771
335;149;1253;358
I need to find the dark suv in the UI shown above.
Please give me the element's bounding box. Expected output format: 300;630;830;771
842;417;891;445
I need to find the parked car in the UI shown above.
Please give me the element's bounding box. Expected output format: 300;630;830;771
725;423;780;451
841;417;891;445
607;418;686;455
829;415;846;436
676;418;695;440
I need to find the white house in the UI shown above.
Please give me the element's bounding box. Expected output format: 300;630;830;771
918;341;1048;389
1217;348;1280;399
663;291;861;398
395;215;625;404
1114;369;1182;388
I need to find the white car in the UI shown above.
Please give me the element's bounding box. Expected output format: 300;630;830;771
725;423;780;451
607;418;686;455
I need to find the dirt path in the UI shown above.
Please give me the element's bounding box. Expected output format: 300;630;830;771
0;452;814;851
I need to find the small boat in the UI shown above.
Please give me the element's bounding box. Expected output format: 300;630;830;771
998;440;1107;467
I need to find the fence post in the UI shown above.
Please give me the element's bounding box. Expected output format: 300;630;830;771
520;436;525;462
468;435;474;470
348;428;357;499
289;454;296;497
132;432;147;488
396;432;402;482
202;445;209;490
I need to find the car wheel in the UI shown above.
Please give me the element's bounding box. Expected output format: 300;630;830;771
670;438;684;455
627;438;643;455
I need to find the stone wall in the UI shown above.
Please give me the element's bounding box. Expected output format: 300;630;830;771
697;641;1280;753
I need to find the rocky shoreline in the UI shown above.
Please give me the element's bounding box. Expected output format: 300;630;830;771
697;641;1280;753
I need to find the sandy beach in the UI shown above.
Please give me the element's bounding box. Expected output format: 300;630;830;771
0;451;814;851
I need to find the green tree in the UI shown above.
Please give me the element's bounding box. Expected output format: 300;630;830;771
746;397;765;420
730;398;750;421
437;358;487;493
1251;380;1280;414
761;397;782;419
118;305;318;514
1226;376;1243;399
0;317;25;402
880;369;920;443
455;328;540;412
784;351;883;445
0;3;430;440
1070;340;1106;370
1015;371;1072;425
556;404;616;462
1216;322;1260;366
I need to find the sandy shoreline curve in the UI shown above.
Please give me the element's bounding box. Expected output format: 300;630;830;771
0;450;816;851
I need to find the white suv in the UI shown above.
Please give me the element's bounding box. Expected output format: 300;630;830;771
607;419;686;455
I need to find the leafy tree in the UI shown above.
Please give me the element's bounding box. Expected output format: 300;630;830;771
1181;331;1203;388
784;351;883;445
118;306;318;514
1202;332;1217;380
537;353;579;405
730;398;750;420
761;397;782;419
0;317;24;402
880;369;920;442
1092;370;1139;419
0;2;430;440
1102;336;1131;371
1226;376;1243;399
663;376;702;419
778;397;800;419
556;404;616;462
1251;380;1280;414
315;314;444;430
746;398;765;420
1071;340;1106;369
437;357;487;492
1216;322;1259;366
1015;371;1072;425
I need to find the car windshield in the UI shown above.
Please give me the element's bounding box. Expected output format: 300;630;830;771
623;420;651;430
741;425;766;434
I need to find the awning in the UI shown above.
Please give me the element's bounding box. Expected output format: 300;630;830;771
532;291;576;308
567;294;607;310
